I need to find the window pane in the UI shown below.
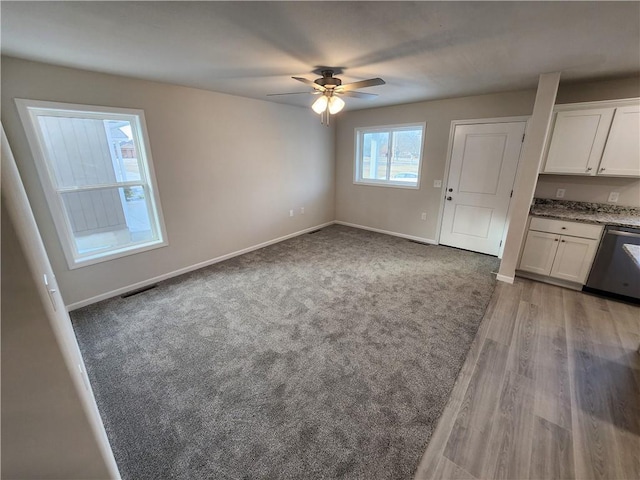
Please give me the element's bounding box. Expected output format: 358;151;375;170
37;116;142;188
390;129;422;185
362;131;389;180
105;120;142;182
38;116;117;188
60;186;156;256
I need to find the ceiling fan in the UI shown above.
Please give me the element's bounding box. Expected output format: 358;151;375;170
268;69;385;125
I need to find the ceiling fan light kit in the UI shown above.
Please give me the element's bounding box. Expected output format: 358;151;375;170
311;95;328;114
269;69;385;125
328;96;345;114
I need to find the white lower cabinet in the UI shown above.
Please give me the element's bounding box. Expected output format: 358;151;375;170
549;235;598;283
519;231;559;275
518;217;602;285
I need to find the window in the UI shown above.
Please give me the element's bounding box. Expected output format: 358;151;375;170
16;99;167;269
354;123;425;188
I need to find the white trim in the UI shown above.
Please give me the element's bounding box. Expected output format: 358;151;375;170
351;180;420;190
67;221;335;310
15;98;168;270
334;220;437;245
1;125;121;479
436;116;531;247
554;97;639;111
499;119;532;258
515;270;582;291
13;98;151;118
441;115;531;126
496;274;515;284
353;122;425;189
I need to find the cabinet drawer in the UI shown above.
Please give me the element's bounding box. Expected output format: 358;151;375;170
529;217;603;240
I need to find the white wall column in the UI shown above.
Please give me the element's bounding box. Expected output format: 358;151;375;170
1;125;120;479
498;72;561;283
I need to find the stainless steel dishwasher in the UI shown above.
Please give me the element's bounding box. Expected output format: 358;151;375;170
584;225;640;302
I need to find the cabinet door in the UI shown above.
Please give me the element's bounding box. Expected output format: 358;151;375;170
543;108;614;175
519;231;559;276
550;236;598;284
598;105;640;177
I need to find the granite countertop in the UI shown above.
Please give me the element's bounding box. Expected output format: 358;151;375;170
530;198;640;229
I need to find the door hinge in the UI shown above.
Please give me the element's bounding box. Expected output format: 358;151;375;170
510;190;513;198
500;240;503;247
522;133;525;142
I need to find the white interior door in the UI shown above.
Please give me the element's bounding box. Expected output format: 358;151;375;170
440;122;526;256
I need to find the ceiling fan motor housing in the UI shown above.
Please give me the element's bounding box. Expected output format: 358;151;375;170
316;70;342;89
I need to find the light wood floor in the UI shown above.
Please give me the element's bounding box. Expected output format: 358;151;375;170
415;278;640;480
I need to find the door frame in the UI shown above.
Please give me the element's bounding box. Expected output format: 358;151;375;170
436;116;530;258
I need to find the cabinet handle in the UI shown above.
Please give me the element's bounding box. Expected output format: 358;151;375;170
554;238;558;242
586;167;592;171
561;239;565;243
600;167;605;172
561;227;566;230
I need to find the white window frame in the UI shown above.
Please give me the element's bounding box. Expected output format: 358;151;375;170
15;99;168;269
354;122;426;189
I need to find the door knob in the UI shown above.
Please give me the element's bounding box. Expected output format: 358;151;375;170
448;188;453;192
446;196;452;201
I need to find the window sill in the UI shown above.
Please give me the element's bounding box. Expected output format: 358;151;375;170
353;180;420;190
67;239;168;270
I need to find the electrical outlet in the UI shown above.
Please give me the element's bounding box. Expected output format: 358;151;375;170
555;188;565;198
608;192;620;203
289;209;294;217
433;180;442;188
421;212;427;220
300;207;305;214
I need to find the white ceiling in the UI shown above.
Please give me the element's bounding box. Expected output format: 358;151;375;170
2;1;639;111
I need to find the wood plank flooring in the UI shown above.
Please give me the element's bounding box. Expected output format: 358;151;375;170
415;278;640;480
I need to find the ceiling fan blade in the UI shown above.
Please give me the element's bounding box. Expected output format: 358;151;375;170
292;76;326;91
266;92;314;96
338;78;385;92
337;91;378;99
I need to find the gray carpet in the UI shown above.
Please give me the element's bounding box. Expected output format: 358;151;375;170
71;225;499;480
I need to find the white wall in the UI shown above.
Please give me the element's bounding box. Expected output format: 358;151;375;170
335;76;640;242
1;203;113;479
535;175;640;207
1;56;335;307
335;90;537;241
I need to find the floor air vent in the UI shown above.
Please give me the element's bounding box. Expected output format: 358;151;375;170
121;284;157;299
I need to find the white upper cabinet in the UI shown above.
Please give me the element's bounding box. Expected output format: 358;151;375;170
541;99;640;177
598;105;640;177
543;108;614;175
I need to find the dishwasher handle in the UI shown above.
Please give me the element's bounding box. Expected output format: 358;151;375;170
607;229;640;239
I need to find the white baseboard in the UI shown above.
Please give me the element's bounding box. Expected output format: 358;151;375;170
334;221;437;245
515;270;583;291
496;274;515;284
66;221;335;311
